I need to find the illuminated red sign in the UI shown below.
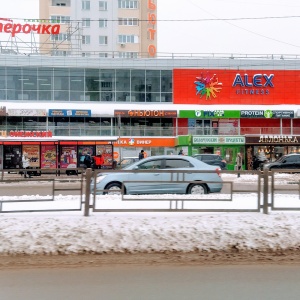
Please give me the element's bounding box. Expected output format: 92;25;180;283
0;19;60;37
147;0;157;57
9;131;53;138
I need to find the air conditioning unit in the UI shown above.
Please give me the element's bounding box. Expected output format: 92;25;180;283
120;43;125;48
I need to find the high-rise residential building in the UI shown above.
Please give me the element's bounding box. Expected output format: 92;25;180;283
39;0;157;58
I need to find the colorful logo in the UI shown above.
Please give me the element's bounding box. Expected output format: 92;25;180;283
194;73;222;100
264;110;273;118
128;138;135;145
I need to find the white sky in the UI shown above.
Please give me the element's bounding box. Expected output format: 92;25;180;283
0;0;299;55
1;173;300;255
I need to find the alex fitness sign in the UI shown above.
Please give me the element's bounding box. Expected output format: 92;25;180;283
173;69;299;105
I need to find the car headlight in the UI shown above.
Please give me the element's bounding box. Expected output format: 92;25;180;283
96;175;107;183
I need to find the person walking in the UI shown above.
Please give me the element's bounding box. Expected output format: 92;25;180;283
22;153;31;178
94;152;104;169
178;149;184;155
236;152;243;178
84;152;92;169
139;150;145;160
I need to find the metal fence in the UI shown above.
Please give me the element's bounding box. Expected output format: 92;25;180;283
1;168;300;215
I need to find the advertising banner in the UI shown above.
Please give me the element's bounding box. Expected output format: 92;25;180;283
41;145;57;169
60;146;77;169
96;145;113;167
22;145;40;168
174;69;300;105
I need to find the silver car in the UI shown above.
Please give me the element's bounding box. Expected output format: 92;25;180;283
92;155;223;195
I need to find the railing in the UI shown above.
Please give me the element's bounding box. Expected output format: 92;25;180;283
2;50;300;60
1;168;300;216
1;125;299;137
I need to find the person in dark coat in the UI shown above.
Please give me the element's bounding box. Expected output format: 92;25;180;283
139;150;144;160
84;152;92;168
178;149;184;155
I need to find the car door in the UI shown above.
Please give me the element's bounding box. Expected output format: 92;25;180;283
162;158;194;193
125;159;165;194
281;156;298;169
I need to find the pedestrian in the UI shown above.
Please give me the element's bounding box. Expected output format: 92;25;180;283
84;152;92;168
178;149;184;155
22;153;31;178
236;152;243;178
94;151;104;169
139;150;144;160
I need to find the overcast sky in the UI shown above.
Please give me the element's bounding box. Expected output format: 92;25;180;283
1;0;300;55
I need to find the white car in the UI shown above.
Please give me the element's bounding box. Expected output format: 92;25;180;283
92;155;223;195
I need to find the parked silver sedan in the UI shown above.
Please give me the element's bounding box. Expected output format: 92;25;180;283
92;155;223;195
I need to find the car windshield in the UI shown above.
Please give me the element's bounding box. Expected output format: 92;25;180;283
276;155;287;162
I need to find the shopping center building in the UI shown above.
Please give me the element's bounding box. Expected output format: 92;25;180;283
0;53;300;171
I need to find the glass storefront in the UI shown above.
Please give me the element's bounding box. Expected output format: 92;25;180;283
0;67;172;103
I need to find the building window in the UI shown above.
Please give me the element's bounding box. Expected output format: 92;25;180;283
50;33;70;41
82;35;91;45
50;15;70;24
118;35;138;43
82;0;90;10
82;52;91;57
82;18;91;27
99;36;108;45
99;1;108;10
99;19;108;28
99;53;108;58
118;0;138;9
118;52;138;58
118;18;139;26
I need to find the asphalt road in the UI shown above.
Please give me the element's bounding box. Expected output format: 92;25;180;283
1;264;300;300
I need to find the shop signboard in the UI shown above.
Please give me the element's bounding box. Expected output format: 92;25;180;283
8;109;46;116
192;136;245;145
179;110;240;118
179;110;294;119
241;110;294;118
246;135;299;144
49;109;91;117
114;110;177;118
174;69;300;105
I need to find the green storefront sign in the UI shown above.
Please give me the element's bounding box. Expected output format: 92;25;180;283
179;110;240;118
192;136;245;144
179;110;294;119
177;135;245;170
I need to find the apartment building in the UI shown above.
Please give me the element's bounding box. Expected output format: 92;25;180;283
39;0;157;58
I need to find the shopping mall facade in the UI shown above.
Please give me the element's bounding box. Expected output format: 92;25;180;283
0;54;300;171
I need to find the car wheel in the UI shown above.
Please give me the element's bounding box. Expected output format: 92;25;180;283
104;182;124;195
187;183;208;194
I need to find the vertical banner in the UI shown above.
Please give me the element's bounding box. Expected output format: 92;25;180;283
41;145;57;169
78;146;95;166
3;146;22;169
96;145;113;167
60;146;77;169
22;145;40;168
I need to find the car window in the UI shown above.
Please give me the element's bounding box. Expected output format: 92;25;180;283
137;160;163;169
164;159;193;169
202;155;213;161
285;156;299;163
121;158;132;165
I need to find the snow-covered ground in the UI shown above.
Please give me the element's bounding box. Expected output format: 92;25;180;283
1;173;300;255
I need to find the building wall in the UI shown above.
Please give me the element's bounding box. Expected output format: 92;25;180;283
39;0;157;57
